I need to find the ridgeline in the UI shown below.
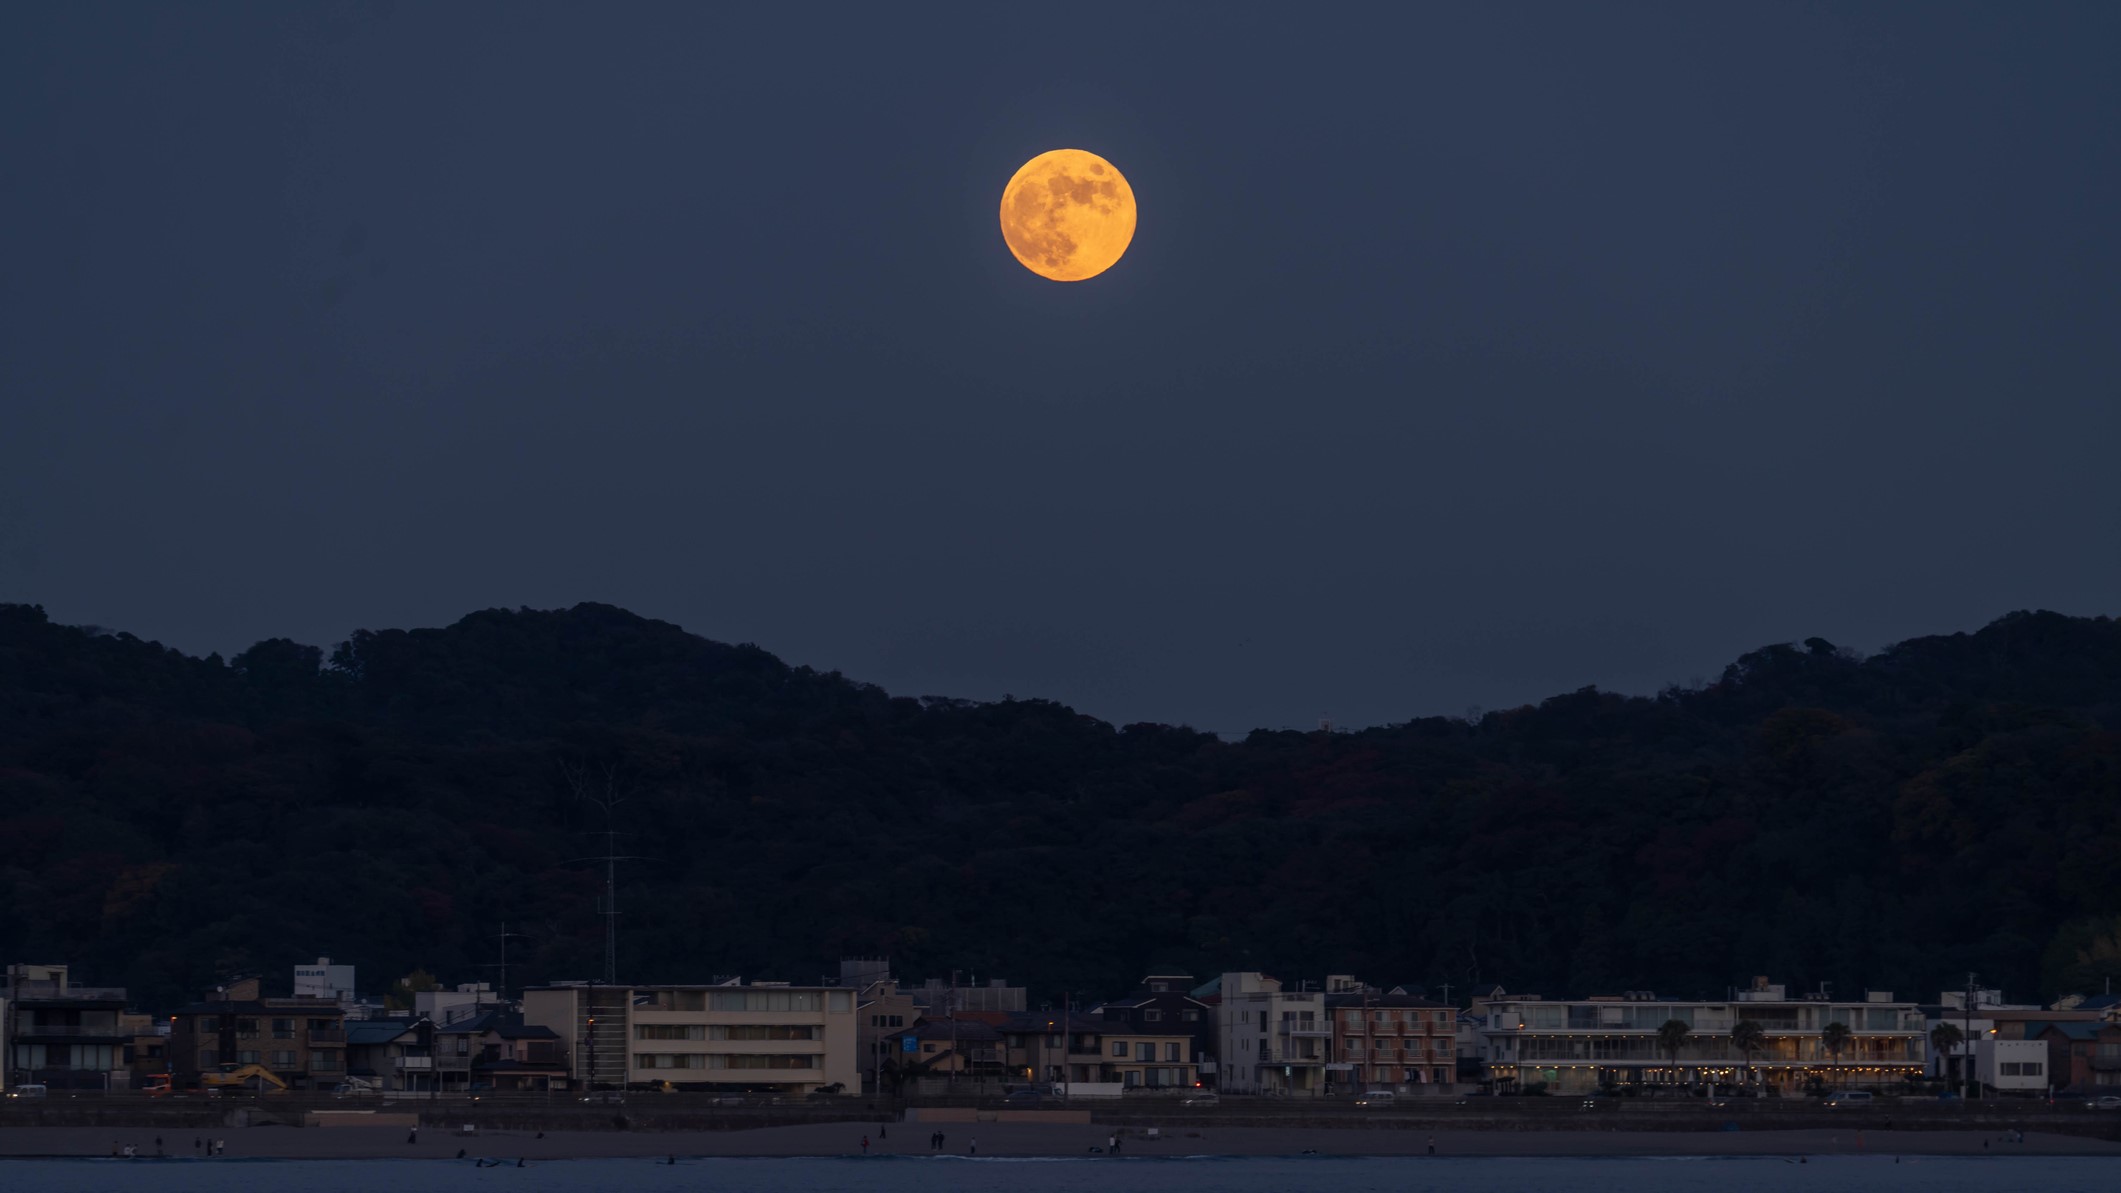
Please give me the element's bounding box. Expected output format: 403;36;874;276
2;601;2118;1011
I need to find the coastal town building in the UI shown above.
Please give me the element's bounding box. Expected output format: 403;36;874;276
521;980;858;1094
1096;969;1216;1075
4;963;133;1091
167;977;349;1091
883;1016;1006;1082
435;1010;566;1091
342;1016;435;1091
1323;976;1454;1093
1477;978;1926;1095
997;1011;1112;1087
1214;972;1327;1096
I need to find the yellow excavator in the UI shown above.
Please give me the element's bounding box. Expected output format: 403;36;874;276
199;1063;288;1094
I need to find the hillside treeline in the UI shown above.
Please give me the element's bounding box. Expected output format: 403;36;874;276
2;601;2118;1011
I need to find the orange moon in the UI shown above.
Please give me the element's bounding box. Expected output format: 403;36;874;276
998;149;1137;282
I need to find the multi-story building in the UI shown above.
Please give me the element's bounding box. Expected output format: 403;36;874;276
1323;976;1454;1092
521;980;858;1094
417;982;506;1027
167;977;348;1091
912;976;1025;1014
1214;972;1327;1095
1097;970;1215;1075
293;957;356;1004
4;964;133;1090
435;1010;566;1092
884;1016;1006;1080
1478;979;1926;1095
841;959;921;1096
1093;1022;1199;1089
342;1017;435;1091
998;1011;1111;1086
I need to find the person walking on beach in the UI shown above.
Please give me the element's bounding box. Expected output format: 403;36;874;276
968;1138;977;1156
861;1135;870;1155
1427;1136;1436;1156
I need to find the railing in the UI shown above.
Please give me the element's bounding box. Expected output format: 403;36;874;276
396;1056;434;1071
307;1029;345;1044
12;1026;132;1039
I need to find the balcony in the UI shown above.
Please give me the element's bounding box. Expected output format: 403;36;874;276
13;1025;132;1039
1279;1025;1332;1038
307;1029;345;1044
396;1056;434;1071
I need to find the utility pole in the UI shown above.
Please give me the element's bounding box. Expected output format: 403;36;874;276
1963;972;1977;1101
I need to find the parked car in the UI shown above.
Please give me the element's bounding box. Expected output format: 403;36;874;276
1354;1090;1396;1107
1823;1091;1875;1107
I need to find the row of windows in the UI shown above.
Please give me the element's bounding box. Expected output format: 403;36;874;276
12;1044;119;1070
195;1049;340;1069
1347;1039;1453;1055
635;1053;820;1070
1516;1005;1917;1033
1107;1042;1186;1061
637;1024;820;1041
1339;1010;1451;1029
189;1017;338;1033
870;1015;905;1028
640;991;854;1013
1998;1062;2045;1077
1132;1009;1200;1023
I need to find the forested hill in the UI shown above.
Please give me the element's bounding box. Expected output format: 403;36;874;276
3;601;2119;1012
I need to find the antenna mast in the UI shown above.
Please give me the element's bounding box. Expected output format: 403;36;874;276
560;761;644;986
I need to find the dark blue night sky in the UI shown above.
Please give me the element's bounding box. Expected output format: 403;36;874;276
3;2;2116;731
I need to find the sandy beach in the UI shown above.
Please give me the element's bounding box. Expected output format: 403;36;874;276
4;1122;2118;1161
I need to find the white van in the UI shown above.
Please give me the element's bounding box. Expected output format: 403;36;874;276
1355;1090;1396;1107
8;1084;48;1099
1824;1090;1875;1106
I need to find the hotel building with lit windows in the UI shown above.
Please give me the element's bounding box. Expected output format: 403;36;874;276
1475;978;1926;1094
522;980;858;1094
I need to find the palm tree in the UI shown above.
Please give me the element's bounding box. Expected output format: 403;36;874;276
1821;1021;1853;1089
1730;1020;1766;1092
1655;1019;1693;1092
1929;1021;1965;1092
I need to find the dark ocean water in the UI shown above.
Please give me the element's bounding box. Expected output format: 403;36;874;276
3;1155;2118;1193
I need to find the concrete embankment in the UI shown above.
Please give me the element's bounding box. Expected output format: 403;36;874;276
4;1121;2121;1161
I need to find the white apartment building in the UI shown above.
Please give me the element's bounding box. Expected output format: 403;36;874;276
1975;1038;2050;1094
1477;979;1926;1095
1214;972;1327;1096
522;980;858;1094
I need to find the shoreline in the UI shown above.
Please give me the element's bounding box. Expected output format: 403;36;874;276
5;1123;2119;1161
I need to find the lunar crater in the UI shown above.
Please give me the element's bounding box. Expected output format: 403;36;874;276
1000;149;1135;282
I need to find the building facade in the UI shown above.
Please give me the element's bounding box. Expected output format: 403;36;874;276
1098;970;1215;1076
4;964;132;1091
1214;972;1327;1095
168;978;349;1091
522;981;858;1094
1324;978;1454;1092
1478;981;1926;1094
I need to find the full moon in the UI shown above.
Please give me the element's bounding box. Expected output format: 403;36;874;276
999;149;1137;282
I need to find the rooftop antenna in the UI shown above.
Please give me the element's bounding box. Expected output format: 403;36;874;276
483;922;530;1001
